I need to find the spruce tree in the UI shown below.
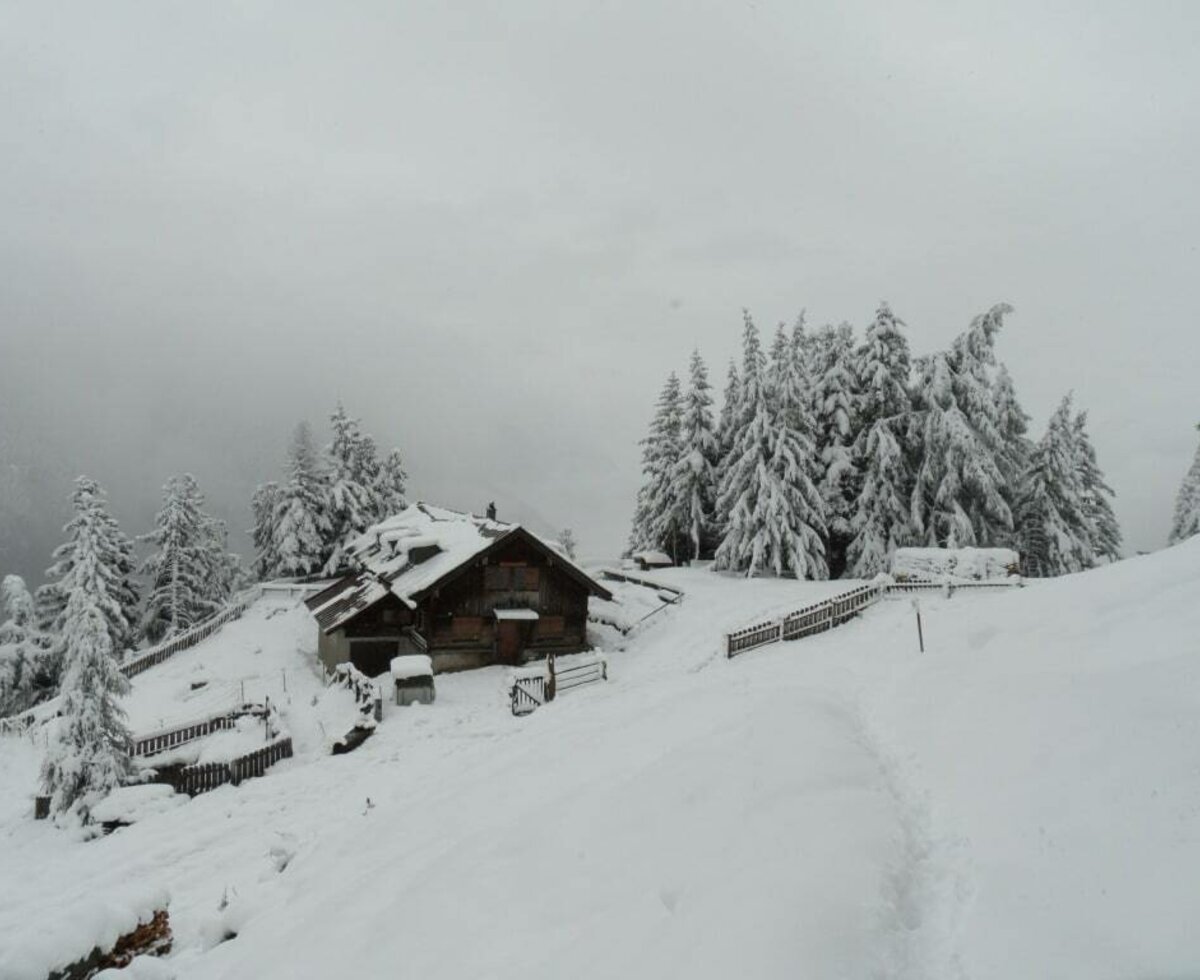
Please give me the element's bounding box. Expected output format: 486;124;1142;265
0;575;55;715
1015;395;1095;576
847;303;915;577
1071;410;1122;561
714;313;827;578
376;449;408;519
140;474;215;642
910;306;1015;547
812;323;860;576
324;404;379;572
712;359;741;534
671;349;718;561
40;531;134;816
43;478;140;658
1168;424;1200;545
628;372;685;559
250;481;282;581
274;422;331;577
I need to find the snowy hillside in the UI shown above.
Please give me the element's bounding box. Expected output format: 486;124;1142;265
2;544;1200;978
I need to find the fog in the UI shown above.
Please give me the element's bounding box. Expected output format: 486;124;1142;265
2;1;1198;581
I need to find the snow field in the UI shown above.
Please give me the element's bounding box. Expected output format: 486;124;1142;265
2;544;1200;978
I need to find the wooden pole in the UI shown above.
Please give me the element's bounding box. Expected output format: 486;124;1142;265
912;598;925;653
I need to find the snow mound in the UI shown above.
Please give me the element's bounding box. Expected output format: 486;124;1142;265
891;546;1018;581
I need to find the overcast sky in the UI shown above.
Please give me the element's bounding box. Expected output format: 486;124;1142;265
2;0;1198;578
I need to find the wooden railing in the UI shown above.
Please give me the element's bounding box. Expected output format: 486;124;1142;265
332;662;383;722
510;653;608;716
131;703;269;758
0;713;36;738
510;674;545;717
121;586;263;679
725;578;1022;658
552;654;608;693
163;736;294;797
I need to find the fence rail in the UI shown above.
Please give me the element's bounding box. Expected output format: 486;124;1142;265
131;703;269;758
121;586;263;680
510;674;545;716
553;655;608;693
725;577;1022;658
510;653;607;716
162;736;294;797
0;714;36;738
332;662;383;722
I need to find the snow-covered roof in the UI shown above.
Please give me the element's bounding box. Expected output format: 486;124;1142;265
390;654;433;680
306;502;611;633
632;550;673;565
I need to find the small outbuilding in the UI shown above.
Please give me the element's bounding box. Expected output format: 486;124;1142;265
629;550;674;571
391;654;435;706
305;503;613;677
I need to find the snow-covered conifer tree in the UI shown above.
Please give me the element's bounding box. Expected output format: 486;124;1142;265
1168;424;1200;545
1015;395;1095;576
910;349;1011;548
627;372;685;559
1071;410;1122;561
250;481;282;581
712;359;741;528
376;449;408;519
811;323;860;576
994;364;1033;507
140;474;215;642
910;306;1015;547
43;478;140;658
0;575;55;715
273;422;331;577
40;556;133;817
324;404;379;572
714;313;827;578
846;303;915;577
671;349;718;561
200;514;241;606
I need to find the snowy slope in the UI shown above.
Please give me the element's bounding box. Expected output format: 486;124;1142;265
2;545;1199;978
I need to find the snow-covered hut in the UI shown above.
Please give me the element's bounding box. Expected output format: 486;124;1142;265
629;550;674;571
391;654;435;706
305;503;613;677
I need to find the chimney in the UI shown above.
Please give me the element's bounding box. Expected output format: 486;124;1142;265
486;501;497;521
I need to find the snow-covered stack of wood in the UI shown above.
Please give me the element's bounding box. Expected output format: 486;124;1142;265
890;547;1019;583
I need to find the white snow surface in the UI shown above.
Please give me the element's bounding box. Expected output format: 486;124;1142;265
3;543;1200;978
891;546;1019;581
389;654;433;680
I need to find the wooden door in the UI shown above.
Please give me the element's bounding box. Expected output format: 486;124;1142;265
496;620;522;664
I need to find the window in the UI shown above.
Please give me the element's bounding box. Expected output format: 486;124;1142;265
485;564;541;592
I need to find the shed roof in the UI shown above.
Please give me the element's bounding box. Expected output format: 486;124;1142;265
305;502;612;633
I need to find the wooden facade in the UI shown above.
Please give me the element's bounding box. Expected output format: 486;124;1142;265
309;526;609;677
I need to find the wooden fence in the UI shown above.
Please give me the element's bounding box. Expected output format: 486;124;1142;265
131;704;269;758
164;736;293;797
510;653;608;716
725;578;1022;658
0;713;36;739
121;586;263;680
332;662;383;722
510;674;545;717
